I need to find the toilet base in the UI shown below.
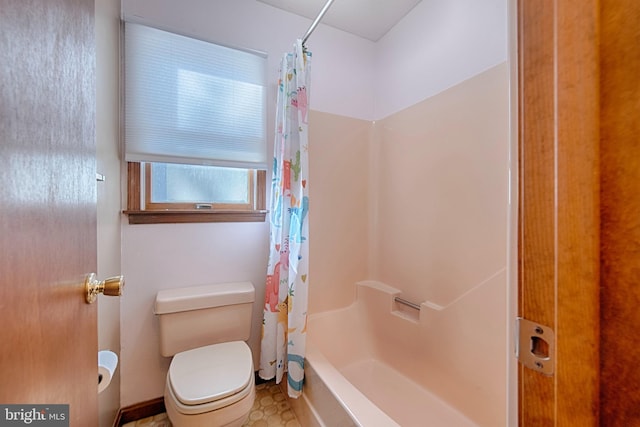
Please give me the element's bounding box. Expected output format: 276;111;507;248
164;378;255;427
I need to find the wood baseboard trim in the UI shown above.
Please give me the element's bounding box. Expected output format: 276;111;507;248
113;397;165;427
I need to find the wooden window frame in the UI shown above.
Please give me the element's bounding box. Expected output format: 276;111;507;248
124;162;267;224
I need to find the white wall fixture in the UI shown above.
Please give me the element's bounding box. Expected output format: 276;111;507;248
98;351;118;394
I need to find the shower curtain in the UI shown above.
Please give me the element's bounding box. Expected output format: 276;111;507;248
259;39;310;398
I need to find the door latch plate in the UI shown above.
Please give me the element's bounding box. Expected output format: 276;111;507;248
516;317;555;376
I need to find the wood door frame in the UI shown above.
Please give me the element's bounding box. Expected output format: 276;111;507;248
517;0;600;425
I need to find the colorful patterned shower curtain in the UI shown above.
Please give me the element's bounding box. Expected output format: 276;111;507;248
259;40;310;398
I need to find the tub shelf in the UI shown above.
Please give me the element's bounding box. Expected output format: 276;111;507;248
357;280;424;323
357;269;507;324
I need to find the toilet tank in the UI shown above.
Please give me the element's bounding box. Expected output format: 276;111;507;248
154;281;255;357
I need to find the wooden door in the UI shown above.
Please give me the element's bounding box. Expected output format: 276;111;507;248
598;0;640;424
518;0;640;425
0;0;98;425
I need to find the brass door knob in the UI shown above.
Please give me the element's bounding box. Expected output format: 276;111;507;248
85;273;124;304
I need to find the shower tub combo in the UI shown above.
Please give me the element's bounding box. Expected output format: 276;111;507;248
286;280;507;427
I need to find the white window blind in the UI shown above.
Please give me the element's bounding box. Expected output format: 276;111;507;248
124;22;268;169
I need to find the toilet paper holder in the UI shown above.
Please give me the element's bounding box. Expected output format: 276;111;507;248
85;273;124;304
98;350;118;394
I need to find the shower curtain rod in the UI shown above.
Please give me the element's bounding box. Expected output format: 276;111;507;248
301;0;336;47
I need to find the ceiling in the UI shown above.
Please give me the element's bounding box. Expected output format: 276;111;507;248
256;0;423;42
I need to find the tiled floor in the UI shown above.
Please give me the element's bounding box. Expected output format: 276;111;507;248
122;381;301;427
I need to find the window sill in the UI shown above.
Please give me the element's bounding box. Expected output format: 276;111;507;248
123;210;267;225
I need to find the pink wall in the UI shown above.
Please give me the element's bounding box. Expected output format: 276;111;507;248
374;63;510;308
309;63;509;316
374;0;507;119
308;111;372;313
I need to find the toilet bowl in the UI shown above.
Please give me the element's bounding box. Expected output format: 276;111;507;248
164;342;255;427
155;282;256;427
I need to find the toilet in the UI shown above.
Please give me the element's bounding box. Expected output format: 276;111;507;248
154;281;256;427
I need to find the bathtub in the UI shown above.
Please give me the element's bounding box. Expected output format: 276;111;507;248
286;280;507;427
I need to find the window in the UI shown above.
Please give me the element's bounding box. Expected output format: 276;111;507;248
122;22;268;224
149;163;251;207
126;163;266;224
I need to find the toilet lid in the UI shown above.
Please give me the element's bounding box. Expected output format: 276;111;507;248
168;341;253;406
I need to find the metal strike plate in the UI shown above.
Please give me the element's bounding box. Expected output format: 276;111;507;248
516;317;555;376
